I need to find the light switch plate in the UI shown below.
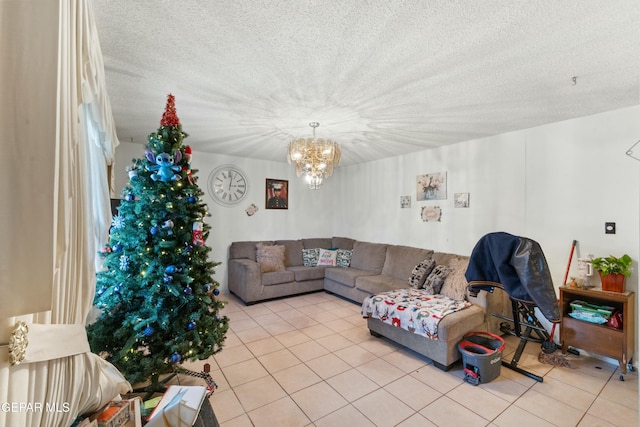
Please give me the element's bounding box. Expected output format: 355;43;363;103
605;222;616;234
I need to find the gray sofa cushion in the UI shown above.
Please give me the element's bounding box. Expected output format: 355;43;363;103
382;245;434;281
431;252;460;267
275;239;304;267
302;238;333;249
324;267;378;288
434;304;485;341
262;270;295;286
355;275;407;295
229;240;273;261
288;266;326;282
332;237;356;250
350;241;388;272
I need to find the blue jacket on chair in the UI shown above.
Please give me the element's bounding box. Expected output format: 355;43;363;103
465;232;561;323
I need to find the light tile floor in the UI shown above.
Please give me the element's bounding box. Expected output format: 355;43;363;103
175;292;638;427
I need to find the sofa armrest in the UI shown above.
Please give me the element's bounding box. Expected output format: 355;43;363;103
467;288;511;336
228;259;262;303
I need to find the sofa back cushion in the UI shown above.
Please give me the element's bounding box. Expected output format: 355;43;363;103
431;252;459;267
382;245;435;281
229;241;273;261
350;241;388;272
302;238;333;249
332;237;355;250
275;240;304;266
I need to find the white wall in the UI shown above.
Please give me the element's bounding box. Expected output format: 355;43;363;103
332;133;527;252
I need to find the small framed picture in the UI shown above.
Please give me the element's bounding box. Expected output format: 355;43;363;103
400;196;411;208
421;206;442;222
265;179;288;209
454;193;470;208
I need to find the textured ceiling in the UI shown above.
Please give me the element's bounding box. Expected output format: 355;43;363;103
92;0;640;166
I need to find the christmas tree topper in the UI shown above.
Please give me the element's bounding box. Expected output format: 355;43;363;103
161;93;180;126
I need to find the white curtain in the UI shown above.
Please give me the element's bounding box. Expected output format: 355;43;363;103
0;1;130;426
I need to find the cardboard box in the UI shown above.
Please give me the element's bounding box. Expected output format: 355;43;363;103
96;401;129;427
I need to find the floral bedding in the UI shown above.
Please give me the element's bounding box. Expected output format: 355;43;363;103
361;288;472;340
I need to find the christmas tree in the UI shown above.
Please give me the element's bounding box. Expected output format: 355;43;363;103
87;94;229;387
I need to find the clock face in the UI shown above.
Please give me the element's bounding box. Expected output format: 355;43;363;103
208;165;248;206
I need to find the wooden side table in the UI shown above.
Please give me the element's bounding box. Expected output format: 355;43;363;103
559;286;635;379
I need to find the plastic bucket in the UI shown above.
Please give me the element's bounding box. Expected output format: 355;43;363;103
458;331;505;385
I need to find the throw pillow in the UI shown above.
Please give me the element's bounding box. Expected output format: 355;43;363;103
440;257;470;301
302;248;320;267
408;258;436;288
423;265;452;294
256;243;286;273
316;248;338;266
336;249;353;268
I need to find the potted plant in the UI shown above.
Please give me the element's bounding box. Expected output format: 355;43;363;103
591;254;632;292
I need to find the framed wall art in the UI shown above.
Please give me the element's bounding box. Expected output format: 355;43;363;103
400;195;411;208
265;179;288;209
421;206;442;222
454;192;470;208
416;172;447;201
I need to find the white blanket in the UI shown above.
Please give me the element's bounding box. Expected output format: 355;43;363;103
362;288;471;340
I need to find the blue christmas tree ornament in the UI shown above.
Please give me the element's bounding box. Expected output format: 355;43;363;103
187;321;197;331
170;352;181;364
111;215;125;229
213;288;220;296
143;326;155;337
119;255;130;271
183;285;193;295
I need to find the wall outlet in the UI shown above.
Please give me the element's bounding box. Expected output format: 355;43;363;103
605;222;616;234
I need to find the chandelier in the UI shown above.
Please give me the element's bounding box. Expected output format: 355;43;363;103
287;122;341;189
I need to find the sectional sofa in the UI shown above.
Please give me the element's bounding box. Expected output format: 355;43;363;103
227;237;511;369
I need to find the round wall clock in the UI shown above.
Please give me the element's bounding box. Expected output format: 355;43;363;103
207;165;248;206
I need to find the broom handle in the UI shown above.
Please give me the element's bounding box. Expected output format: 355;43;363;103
562;240;577;286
